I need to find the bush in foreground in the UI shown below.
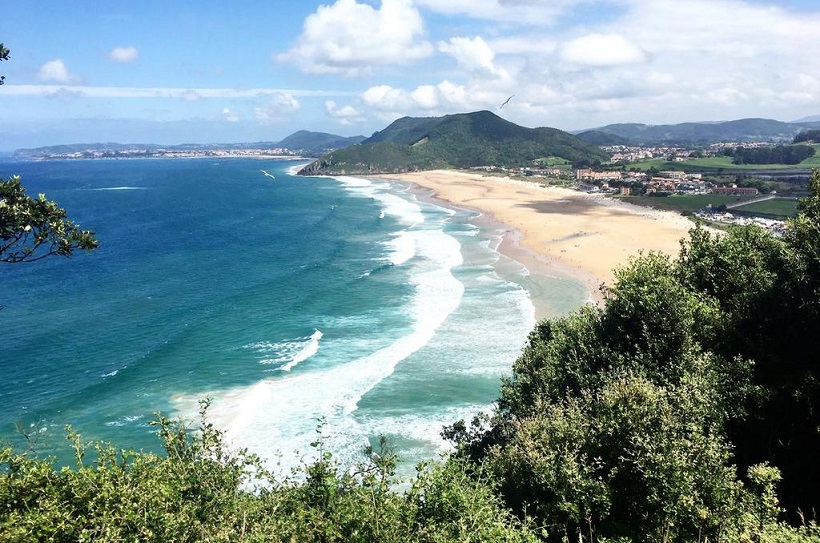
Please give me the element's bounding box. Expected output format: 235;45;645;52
0;401;537;542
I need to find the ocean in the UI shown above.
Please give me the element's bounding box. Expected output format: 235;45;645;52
0;158;587;474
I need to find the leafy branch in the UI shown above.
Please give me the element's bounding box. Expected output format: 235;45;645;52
0;175;99;263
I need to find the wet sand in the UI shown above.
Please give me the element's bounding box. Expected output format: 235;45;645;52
382;170;696;300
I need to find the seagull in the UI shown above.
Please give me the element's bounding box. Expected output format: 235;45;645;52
260;169;276;180
500;94;515;109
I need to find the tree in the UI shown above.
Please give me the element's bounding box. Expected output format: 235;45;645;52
0;175;99;263
0;41;8;85
0;41;98;262
447;174;820;537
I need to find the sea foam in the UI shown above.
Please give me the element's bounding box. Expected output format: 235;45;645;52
177;178;466;473
245;330;323;371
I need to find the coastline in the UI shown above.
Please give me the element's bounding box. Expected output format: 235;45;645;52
380;170;697;307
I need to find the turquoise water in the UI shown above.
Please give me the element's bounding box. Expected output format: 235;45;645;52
0;158;587;473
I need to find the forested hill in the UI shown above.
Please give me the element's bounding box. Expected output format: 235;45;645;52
576;117;820;146
298;110;608;175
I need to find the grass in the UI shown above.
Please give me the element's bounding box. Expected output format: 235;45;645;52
799;144;820;166
732;198;799;218
533;156;572;168
625;149;820;172
617;194;757;214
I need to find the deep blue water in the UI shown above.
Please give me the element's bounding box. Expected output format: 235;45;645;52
0;158;587;473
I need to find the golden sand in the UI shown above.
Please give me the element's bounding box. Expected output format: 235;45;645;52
381;170;696;295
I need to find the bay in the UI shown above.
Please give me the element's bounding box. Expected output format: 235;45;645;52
0;158;587;473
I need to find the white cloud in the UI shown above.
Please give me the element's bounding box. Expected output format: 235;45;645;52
362;79;496;117
0;85;355;99
489;36;557;56
109;46;139;63
180;89;203;102
8;0;820;139
702;87;748;107
325;100;365;125
438;36;503;76
362;85;413;111
254;93;300;122
278;0;434;76
410;85;439;109
37;59;80;84
221;107;240;122
559;33;646;67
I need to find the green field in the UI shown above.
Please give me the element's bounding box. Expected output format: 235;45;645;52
625;146;820;171
619;193;800;219
617;193;757;214
732;198;799;218
534;156;572;167
799;144;820;166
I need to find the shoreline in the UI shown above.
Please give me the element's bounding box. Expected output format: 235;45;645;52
380;170;697;309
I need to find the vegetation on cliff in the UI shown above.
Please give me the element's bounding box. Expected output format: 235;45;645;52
299;111;608;175
446;170;820;542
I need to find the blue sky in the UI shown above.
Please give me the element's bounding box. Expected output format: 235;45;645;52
1;0;820;150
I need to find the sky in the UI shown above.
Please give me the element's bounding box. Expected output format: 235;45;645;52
1;0;820;150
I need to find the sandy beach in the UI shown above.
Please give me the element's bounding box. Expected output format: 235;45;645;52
382;170;697;298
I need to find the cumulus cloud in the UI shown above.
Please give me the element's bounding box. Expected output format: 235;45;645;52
109;46;139;63
1;85;354;99
325;100;365;125
11;0;820;138
333;0;819;128
278;0;434;76
362;80;490;117
489;36;557;56
254;93;300;122
559;33;646;67
438;36;504;76
38;59;80;84
221;107;240;122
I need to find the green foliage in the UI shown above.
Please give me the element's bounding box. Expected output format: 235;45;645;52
582;118;813;147
0;402;538;542
619;193;758;214
0;400;263;541
0;175;99;263
0;41;8;85
732;198;799;219
487;371;751;542
729;145;815;165
300;111;608;175
793;129;820;144
448;170;820;541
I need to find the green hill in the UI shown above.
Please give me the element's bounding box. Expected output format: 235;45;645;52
577;117;820;146
298;111;608;175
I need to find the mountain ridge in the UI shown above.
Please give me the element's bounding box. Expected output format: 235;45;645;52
299;110;608;175
576;117;820;146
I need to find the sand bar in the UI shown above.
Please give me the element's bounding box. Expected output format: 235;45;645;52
381;170;697;295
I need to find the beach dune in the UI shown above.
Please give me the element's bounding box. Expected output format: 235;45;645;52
383;170;696;295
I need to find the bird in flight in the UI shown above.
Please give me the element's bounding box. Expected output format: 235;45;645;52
500;94;514;109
